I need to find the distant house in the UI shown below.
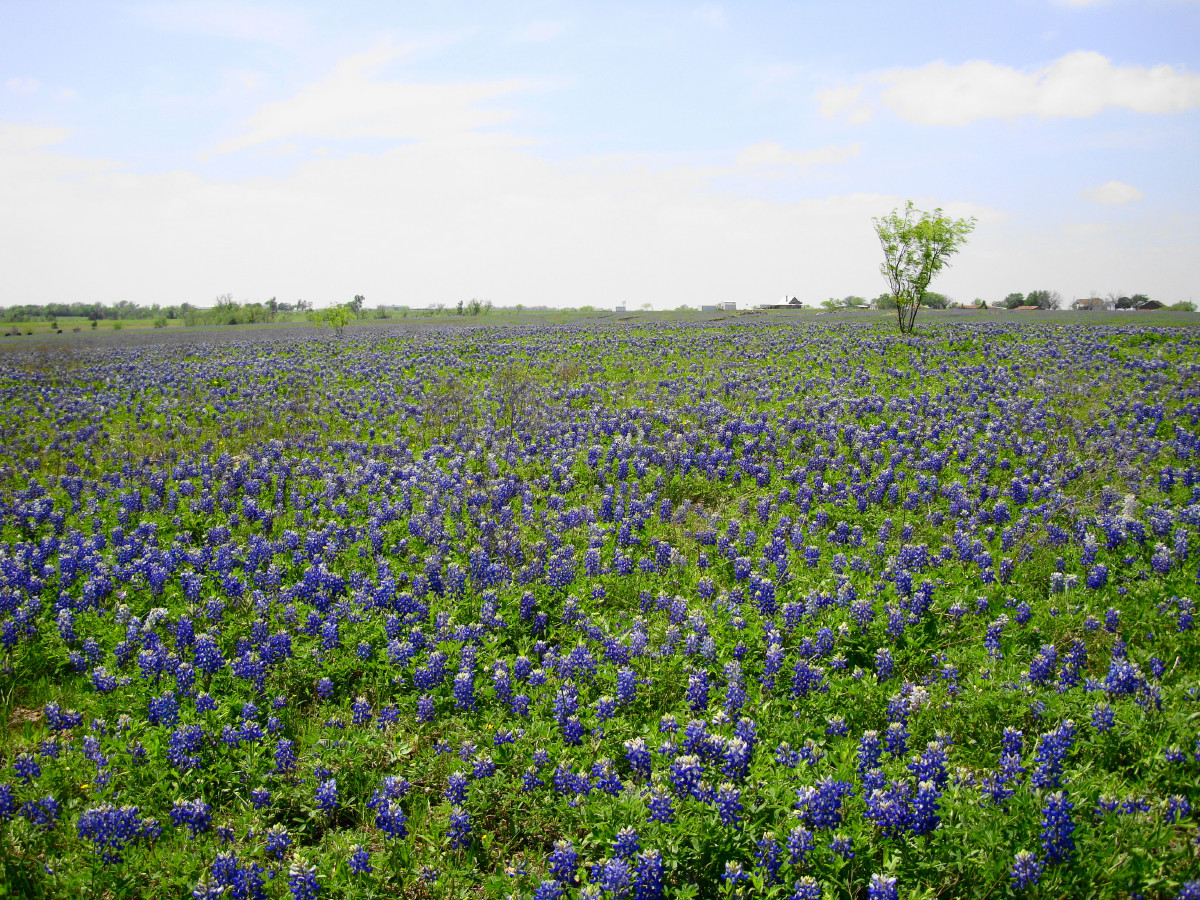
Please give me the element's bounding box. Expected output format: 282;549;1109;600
1013;305;1039;311
759;296;804;310
614;304;626;313
700;304;718;312
721;301;737;311
1137;300;1164;310
1073;297;1105;311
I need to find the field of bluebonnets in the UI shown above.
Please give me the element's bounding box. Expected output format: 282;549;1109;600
1;318;1199;900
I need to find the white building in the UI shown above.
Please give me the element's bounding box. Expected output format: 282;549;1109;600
721;301;737;311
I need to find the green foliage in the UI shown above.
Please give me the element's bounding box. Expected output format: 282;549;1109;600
307;303;354;338
1003;292;1025;309
873;202;976;334
1025;289;1062;310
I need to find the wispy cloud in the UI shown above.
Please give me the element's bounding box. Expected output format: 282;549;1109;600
213;41;529;154
0;123;71;151
820;51;1200;125
814;84;872;123
736;141;863;169
1082;180;1144;204
5;77;41;94
134;1;308;46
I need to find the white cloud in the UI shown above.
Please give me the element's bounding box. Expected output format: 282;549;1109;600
736;141;863;168
814;84;872;123
1082;179;1144;204
0;124;121;184
0;123;72;152
134;1;307;45
2;119;994;307
820;51;1200;126
214;42;528;154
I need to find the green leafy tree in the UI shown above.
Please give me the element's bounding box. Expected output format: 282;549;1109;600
1025;289;1062;310
307;303;354;339
350;295;365;319
873;201;976;334
1003;292;1024;309
919;291;949;308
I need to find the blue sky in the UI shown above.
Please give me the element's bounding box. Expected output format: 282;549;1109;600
2;0;1198;308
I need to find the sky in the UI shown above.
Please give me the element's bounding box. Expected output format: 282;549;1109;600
1;0;1198;310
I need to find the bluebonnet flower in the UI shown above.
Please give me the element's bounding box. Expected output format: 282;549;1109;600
316;677;334;700
715;783;742;828
593;857;634;896
786;825;815;864
1092;702;1116;733
910;781;941;835
448;806;471;849
13;753;40;783
76;804;158;863
265;823;291;859
170;798;212;838
348;845;372;874
884;721;908;757
19;794;61;831
613;827;640;860
288;856;320;900
1040;791;1075;864
874;647;895;681
445;772;469;806
250;787;271;809
722;861;750;885
647;788;675;824
795;778;854;830
315;779;338;814
415;694;436;723
634;849;664;900
1031;721;1075;790
1166;795;1191;823
858;730;882;776
686;669;710;712
472;754;496;779
867;873;898;900
792;876;822;900
1010;850;1043;891
273;738;297;773
625;738;652;779
193;634;225;675
366;790;406;839
668;754;704;799
828;835;854;859
561;716;585;746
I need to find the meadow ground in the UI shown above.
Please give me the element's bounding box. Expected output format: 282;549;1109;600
1;317;1199;899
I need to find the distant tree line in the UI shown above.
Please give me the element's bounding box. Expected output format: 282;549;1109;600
0;295;314;326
